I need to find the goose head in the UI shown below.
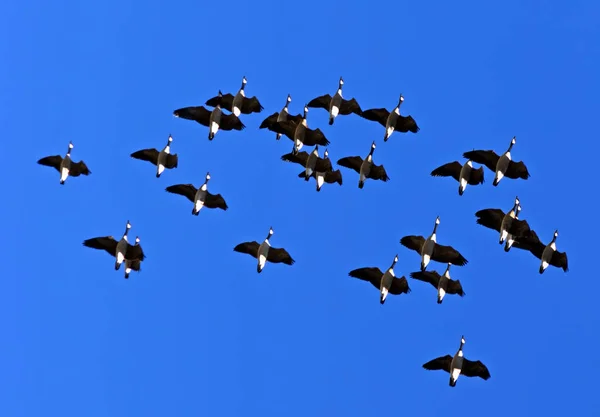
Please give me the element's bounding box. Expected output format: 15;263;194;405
324;149;329;159
338;76;344;88
66;141;74;155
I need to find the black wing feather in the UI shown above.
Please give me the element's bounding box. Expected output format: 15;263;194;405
233;241;260;258
37;155;63;172
348;267;384;291
131;149;160;165
267;247;295;265
430;161;462;182
337;156;363;173
422;355;453;373
400;235;426;253
165;184;197;203
173;106;212;126
432;243;468;266
204;192;228;211
360;108;389;126
307;94;332;110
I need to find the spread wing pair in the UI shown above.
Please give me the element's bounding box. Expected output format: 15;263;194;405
422;355;491;380
37;155;91;177
307;94;362;117
205;91;263;115
233;241;295;265
173;106;245;131
463;149;529;180
430;161;484;185
281;150;332;172
165;184;228;211
348;267;411;295
511;230;569;272
360;107;419;133
82;236;146;261
130;149;178;169
337;156;389;183
271;121;330;147
400;235;468;267
475;208;531;237
409;271;465;297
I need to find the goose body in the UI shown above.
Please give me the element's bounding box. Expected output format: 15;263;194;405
422;335;491;387
82;220;146;271
430;159;485;195
130;134;178;178
337;141;389;189
400;216;468;270
296;149;343;191
259;94;303;140
233;227;295;273
124;236;143;279
306;76;362;125
504;205;522;252
463;136;530;186
271;105;330;153
360;94;420;138
475;196;532;245
409;263;465;304
165;172;228;215
348;255;411;304
37;141;91;184
204;76;264;117
512;230;569;273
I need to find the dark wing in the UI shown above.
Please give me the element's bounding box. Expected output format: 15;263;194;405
37;155;63;172
130;148;160;165
511;230;546;258
359;108;390;126
446;279;465;296
462;150;500;173
432;243;468;266
409;271;441;290
314;156;333;173
259;112;279;129
303;128;330;147
400;235;426;253
204;192;228;211
267;247;295;265
348;267;384;291
505;160;531;180
270;120;297;139
430;161;462;182
395;115;420;133
339;98;362;115
551;250;569;272
83;236;118;257
468;166;485;185
173;106;211;125
337;156;363;173
241;96;264;114
69;160;91;177
286;113;304;124
389;276;411;295
367;164;390;182
461;358;491;380
422;355;453;373
324;169;343;185
126;259;142;272
165;154;178;169
205;93;235;111
219;113;246;131
508;218;532;237
475;208;506;232
233;241;260;258
125;242;146;261
281;151;310;166
165;184;197;203
306;94;332;110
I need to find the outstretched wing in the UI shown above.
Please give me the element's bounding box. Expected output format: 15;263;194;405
69;160;91;177
165;154;178;169
315;156;333;173
233;241;260;259
271;120;298;139
339;98;362;115
241;96;264;114
395;115;420;133
360;108;389;126
37;155;63;172
173;106;211;126
511;230;545;259
446;279;465;296
368;164;390;182
468;166;485;185
281;151;310;166
205;93;235;111
462;150;500;173
422;355;453;373
475;208;506;232
259;112;279;129
307;94;332;110
219;113;246;131
461;358;491;380
131;148;160;165
125;242;146;261
303;128;330;147
267;247;295;265
204;192;228;211
389;276;411;295
337;156;363;173
409;271;441;290
505;160;530;180
432;243;468;267
400;235;426;253
348;267;384;291
83;236;118;257
165;184;197;203
430;161;462;182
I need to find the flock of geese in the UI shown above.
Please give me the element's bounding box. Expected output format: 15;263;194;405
36;75;569;388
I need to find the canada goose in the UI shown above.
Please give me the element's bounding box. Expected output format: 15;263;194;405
124;236;143;279
348;254;411;304
281;145;331;181
233;227;295;273
259;94;304;140
337;141;389;189
83;220;146;271
463;136;530;186
165;172;228;215
37;141;91;184
400;216;468;271
297;149;343;191
271;105;330;153
204;76;264;117
360;94;420;140
173;92;245;140
130;134;178;178
504;204;522;252
422;335;491;387
409;263;465;304
307;76;362;125
512;229;569;274
430;159;484;196
475;196;532;244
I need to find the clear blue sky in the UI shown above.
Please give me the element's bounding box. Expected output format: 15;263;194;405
1;1;598;416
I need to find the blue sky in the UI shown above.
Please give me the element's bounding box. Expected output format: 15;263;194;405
1;1;598;416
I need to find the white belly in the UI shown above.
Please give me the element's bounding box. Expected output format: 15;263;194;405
210;121;219;134
116;251;125;264
500;229;508;242
451;368;461;383
506;235;514;249
316;174;325;190
157;164;165;176
233;107;241;117
125;266;132;275
386;126;394;138
258;254;267;270
438;287;446;302
194;199;205;212
495;170;505;183
306;167;313;177
60;167;69;182
295;139;303;152
380;286;389;303
459;177;467;192
330;105;339;118
541;260;549;270
422;253;431;268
